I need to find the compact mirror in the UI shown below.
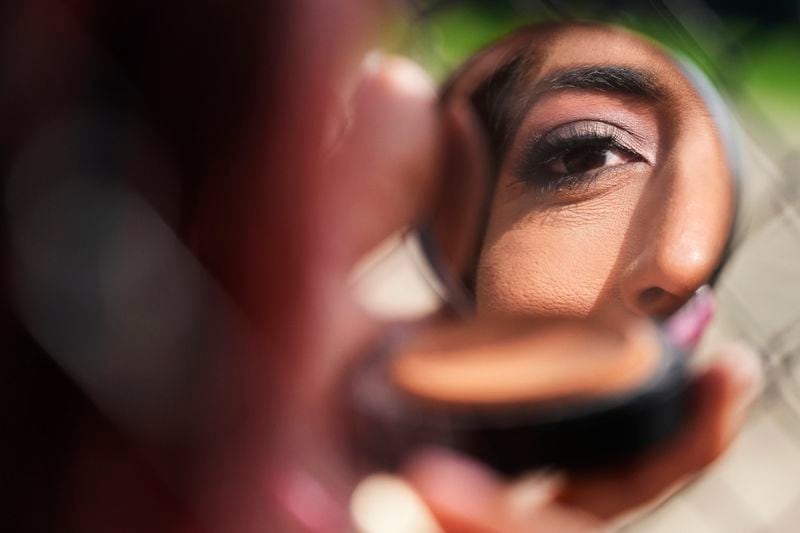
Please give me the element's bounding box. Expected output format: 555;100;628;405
348;13;800;533
422;21;737;326
347;21;742;476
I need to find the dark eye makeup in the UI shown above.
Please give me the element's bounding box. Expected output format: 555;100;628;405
513;120;650;195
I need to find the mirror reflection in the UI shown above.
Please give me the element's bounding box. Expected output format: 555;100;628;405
432;22;735;327
346;18;745;509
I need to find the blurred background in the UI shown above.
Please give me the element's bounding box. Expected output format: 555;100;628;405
402;1;800;146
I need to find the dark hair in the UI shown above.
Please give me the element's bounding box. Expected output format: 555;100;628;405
436;24;554;293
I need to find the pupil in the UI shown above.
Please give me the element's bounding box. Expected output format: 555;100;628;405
563;149;608;173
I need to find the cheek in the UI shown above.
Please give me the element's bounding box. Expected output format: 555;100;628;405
476;225;618;317
475;193;640;318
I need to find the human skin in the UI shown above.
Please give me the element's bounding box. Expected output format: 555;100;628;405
345;27;758;532
388;23;757;532
472;23;734;321
10;6;756;533
299;19;755;533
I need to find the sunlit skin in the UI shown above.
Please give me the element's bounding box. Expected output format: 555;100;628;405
2;4;761;532
473;23;734;321
344;22;757;532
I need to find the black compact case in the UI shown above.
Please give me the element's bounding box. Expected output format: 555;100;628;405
346;326;689;476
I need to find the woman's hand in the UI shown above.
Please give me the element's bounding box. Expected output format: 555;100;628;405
401;343;761;532
338;53;762;533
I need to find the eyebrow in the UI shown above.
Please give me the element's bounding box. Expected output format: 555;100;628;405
473;63;663;168
492;65;662;161
533;65;662;101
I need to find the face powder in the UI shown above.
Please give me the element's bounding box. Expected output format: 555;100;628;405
390;319;661;406
346;318;688;475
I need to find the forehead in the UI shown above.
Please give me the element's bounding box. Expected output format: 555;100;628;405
538;25;665;67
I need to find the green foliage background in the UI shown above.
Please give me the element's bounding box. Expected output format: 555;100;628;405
393;3;800;145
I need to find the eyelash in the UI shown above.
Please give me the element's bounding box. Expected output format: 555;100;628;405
515;121;646;194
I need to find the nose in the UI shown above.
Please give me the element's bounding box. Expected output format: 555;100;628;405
621;230;717;317
619;136;732;318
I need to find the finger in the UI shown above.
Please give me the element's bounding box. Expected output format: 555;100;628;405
404;448;507;533
502;476;606;533
309;55;442;391
350;474;445;533
405;449;601;533
328;53;442;267
558;342;763;520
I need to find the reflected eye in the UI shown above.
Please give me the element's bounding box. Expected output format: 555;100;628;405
549;145;635;175
515;120;648;194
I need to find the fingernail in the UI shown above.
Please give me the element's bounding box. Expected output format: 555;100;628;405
350;474;443;533
361;50;384;76
383;57;436;98
360;52;435;100
504;472;565;521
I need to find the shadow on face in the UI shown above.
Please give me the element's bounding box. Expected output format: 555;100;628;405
433;22;735;322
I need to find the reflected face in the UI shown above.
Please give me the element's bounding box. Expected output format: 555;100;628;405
470;23;734;320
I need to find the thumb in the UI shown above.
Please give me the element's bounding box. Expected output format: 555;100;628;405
328;53;442;268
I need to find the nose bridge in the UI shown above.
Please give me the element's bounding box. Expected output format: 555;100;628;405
622;125;729;313
652;148;715;293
